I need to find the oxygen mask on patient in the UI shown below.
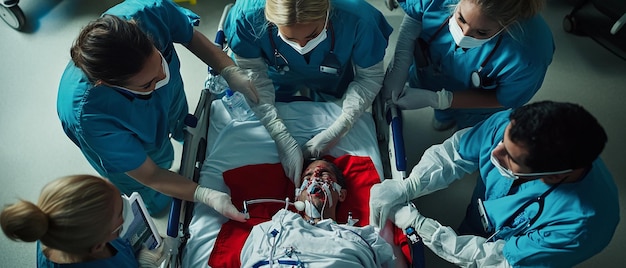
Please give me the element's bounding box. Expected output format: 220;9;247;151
295;166;342;222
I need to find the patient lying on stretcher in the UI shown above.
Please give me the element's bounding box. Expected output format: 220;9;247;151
239;159;397;267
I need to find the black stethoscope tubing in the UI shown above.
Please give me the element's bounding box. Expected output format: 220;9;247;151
486;176;568;242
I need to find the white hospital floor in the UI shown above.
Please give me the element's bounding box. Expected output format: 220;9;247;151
1;0;624;267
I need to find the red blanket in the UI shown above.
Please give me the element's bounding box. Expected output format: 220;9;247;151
207;155;409;267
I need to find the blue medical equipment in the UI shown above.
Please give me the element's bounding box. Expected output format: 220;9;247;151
1;0;25;30
267;23;342;76
481;176;568;242
414;15;503;90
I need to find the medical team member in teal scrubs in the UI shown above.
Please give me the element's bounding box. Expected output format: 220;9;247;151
57;0;253;219
369;101;620;267
383;0;554;131
223;0;392;184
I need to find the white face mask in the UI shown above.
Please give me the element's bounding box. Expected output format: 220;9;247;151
112;52;170;95
490;141;574;180
490;151;519;180
154;53;170;89
278;9;329;55
448;15;501;49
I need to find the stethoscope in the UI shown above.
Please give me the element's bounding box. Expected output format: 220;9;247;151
415;15;503;89
267;21;342;76
479;176;568;242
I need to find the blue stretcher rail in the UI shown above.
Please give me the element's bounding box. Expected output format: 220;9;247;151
388;105;407;174
208;3;233;76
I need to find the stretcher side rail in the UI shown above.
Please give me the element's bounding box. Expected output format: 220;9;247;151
373;94;407;181
165;88;214;267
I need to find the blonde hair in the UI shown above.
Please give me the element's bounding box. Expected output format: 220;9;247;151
466;0;545;27
1;175;119;256
265;0;330;26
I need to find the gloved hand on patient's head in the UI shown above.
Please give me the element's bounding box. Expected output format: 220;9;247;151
194;186;248;222
304;112;356;159
369;179;409;229
392;85;452;110
220;65;259;104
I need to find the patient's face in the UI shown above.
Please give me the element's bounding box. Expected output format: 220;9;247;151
297;160;344;213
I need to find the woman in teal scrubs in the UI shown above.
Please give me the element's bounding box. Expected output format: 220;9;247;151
57;0;250;219
224;0;393;184
384;0;554;131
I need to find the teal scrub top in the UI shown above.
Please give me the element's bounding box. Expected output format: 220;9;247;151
457;110;620;267
57;0;198;175
224;0;392;99
37;239;137;268
399;0;555;127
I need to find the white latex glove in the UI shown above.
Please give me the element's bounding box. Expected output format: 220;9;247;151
137;244;165;268
369;179;409;229
382;15;423;102
393;85;453;110
252;103;304;186
304;61;383;158
390;203;425;230
304;113;353;159
233;55;275;105
390;204;511;268
220;65;259;104
193;186;247;222
233;55;304;185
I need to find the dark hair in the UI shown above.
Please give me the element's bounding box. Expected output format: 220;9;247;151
508;101;607;172
303;158;347;189
70;15;154;85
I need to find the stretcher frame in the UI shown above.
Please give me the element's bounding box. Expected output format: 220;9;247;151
163;3;418;267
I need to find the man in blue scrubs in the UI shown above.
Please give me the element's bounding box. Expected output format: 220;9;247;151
369;101;619;267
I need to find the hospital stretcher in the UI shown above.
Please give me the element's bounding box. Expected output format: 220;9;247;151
162;3;419;267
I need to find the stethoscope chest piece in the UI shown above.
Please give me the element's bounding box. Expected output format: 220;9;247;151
471;70;482;88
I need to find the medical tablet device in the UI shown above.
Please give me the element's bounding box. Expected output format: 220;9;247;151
120;192;163;252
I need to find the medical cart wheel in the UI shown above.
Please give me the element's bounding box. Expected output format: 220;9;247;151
563;15;581;35
1;3;25;31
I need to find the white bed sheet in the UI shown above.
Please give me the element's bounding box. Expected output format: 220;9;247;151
181;100;383;268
